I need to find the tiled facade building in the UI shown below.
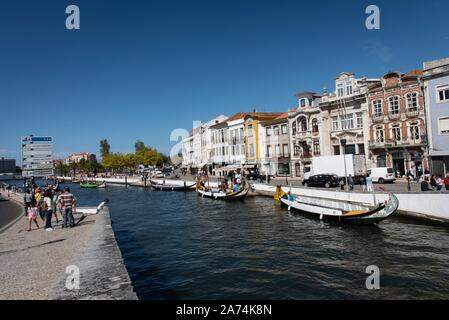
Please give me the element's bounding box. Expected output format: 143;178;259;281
367;70;428;176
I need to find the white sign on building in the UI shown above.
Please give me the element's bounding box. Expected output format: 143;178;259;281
21;135;54;178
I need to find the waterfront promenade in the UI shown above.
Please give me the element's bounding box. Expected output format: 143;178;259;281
0;191;136;300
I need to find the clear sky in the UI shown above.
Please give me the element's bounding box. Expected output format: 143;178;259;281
1;0;448;162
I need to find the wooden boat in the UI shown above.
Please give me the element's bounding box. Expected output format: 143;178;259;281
80;183;99;189
275;186;399;225
97;182;107;188
72;178;81;183
196;182;249;200
150;180;195;191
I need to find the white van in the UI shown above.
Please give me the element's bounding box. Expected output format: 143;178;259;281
367;167;396;184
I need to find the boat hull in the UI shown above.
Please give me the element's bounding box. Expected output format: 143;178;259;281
151;182;196;191
197;186;249;200
280;194;399;225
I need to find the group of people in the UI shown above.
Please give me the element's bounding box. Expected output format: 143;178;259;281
420;174;449;192
196;169;246;193
25;184;77;232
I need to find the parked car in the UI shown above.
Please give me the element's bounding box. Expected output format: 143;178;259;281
302;174;339;188
247;171;271;183
367;167;396;184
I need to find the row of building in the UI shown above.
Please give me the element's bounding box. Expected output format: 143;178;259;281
181;57;449;178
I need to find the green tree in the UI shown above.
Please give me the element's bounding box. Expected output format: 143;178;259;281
134;140;145;153
100;139;111;158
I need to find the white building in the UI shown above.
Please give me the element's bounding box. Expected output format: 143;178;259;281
319;73;380;165
182;115;227;174
21;135;54;178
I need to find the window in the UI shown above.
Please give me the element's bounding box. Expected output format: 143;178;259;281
266;127;272;136
313;141;320;155
356;112;363;128
267;145;272;158
437;85;449;102
439;117;449;134
333;145;341;155
341;114;354;130
300;99;306;107
249;144;255;157
372;100;383;117
391;124;401;141
346;81;353;96
406;93;418;111
274;145;280;157
358;143;365;155
332;116;339;131
274;126;280;136
410;122;420;140
281;124;287;134
292;121;297;135
282;144;289;157
345;144;356;155
247;125;253;137
337;83;344;97
311;118;319;133
376;127;384;143
389;96;400;114
298;117;307;132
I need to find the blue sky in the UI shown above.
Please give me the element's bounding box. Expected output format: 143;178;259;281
1;0;448;163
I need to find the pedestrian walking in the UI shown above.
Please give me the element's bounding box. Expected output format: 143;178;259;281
42;190;53;231
26;202;40;231
366;175;373;193
57;187;77;228
360;176;366;192
348;175;354;191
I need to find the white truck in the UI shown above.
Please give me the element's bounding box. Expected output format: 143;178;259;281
304;154;367;181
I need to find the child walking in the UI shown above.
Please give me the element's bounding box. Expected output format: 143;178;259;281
27;203;40;231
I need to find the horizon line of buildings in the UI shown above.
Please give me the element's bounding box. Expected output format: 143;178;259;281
181;57;449;178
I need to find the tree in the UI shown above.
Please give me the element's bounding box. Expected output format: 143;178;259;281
134;140;145;153
100;139;111;158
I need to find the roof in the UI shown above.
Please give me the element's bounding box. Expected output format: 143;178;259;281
226;112;284;122
260;112;288;126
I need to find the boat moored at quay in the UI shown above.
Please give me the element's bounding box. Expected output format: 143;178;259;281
275;186;399;225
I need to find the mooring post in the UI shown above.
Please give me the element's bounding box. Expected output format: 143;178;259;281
125;175;128;187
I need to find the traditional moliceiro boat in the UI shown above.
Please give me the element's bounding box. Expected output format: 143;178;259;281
150;180;196;191
196;179;250;200
80;182;107;189
275;186;399;225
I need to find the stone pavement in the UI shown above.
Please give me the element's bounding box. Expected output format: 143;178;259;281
0;191;137;300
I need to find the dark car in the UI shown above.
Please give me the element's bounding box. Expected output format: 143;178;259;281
247;171;271;183
302;174;339;188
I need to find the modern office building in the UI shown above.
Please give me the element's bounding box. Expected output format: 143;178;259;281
21;135;54;177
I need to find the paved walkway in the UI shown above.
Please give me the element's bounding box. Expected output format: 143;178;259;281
0;191;136;300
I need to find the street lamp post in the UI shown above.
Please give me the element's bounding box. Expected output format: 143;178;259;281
341;138;349;191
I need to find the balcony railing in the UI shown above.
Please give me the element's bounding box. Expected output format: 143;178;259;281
371;114;384;123
295;131;312;139
388;112;401;121
369;136;427;149
406;109;420;118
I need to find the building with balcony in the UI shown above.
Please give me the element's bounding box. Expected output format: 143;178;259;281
209;112;283;176
260;112;290;176
367;70;428;176
319;72;379;168
288;92;322;177
423;57;449;176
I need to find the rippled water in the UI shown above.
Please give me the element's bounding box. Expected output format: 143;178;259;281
52;183;449;299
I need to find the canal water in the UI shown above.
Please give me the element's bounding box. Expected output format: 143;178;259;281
26;181;449;299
